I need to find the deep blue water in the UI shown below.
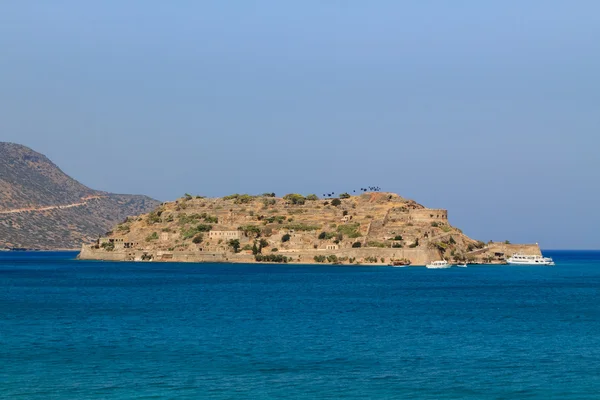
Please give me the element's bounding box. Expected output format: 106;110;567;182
1;251;600;399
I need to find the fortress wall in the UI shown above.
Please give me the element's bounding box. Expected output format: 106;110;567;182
409;209;448;222
485;242;542;257
79;245;440;265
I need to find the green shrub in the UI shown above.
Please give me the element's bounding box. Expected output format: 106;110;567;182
337;223;361;238
314;255;327;263
327;255;338;263
264;215;286;224
228;239;241;253
147;212;161;224
318;231;336;240
101;242;115;251
283;193;306;205
178;213;202;225
238;225;261;237
284;223;320;231
392;243;403;248
235;194;255;204
367;241;387;248
306;194;319;201
433;242;448;253
281;234;291;243
339;193;351;199
431;222;439;227
145;232;159;242
192;234;204;244
196;224;212;232
203;215;218;223
255;254;288;263
181;224;212;240
331;198;342;207
352;242;362;248
271;248;278;252
117;223;130;232
409;238;419;248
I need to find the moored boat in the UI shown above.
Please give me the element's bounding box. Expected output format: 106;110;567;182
426;260;450;269
389;259;411;267
506;253;554;266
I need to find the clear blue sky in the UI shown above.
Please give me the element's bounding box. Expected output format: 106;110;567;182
1;1;598;249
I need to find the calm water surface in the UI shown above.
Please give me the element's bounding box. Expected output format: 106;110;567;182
1;251;599;399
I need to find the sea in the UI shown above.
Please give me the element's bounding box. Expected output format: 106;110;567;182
1;251;599;399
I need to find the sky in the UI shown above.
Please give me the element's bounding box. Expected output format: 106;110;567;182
1;1;599;249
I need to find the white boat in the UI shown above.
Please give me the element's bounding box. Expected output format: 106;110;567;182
457;263;467;268
426;260;450;269
506;253;555;266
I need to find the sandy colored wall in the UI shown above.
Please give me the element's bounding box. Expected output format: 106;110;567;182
79;244;440;265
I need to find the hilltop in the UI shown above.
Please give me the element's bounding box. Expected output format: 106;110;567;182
79;192;539;265
0;142;160;249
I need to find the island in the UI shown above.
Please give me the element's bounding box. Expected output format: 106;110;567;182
79;192;541;265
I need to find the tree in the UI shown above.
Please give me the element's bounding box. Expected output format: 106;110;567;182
238;225;261;237
228;239;241;253
331;198;342;207
252;242;259;255
318;231;327;240
352;242;362;248
281;234;291;243
283;193;306;205
339;193;351;199
192;233;204;244
306;194;319;201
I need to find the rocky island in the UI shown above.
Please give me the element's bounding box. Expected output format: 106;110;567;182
79;192;540;265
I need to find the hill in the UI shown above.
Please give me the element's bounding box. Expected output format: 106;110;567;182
0;142;160;249
79;192;540;265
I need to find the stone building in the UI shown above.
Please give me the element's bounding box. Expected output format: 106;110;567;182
208;230;242;240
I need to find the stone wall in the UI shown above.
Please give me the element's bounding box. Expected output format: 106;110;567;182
78;244;439;265
408;209;448;222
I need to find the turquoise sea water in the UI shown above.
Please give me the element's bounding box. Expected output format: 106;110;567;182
1;251;599;399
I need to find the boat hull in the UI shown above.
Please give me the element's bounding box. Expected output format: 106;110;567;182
506;260;554;266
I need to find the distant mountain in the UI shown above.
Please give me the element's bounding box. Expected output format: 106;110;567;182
0;142;160;249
